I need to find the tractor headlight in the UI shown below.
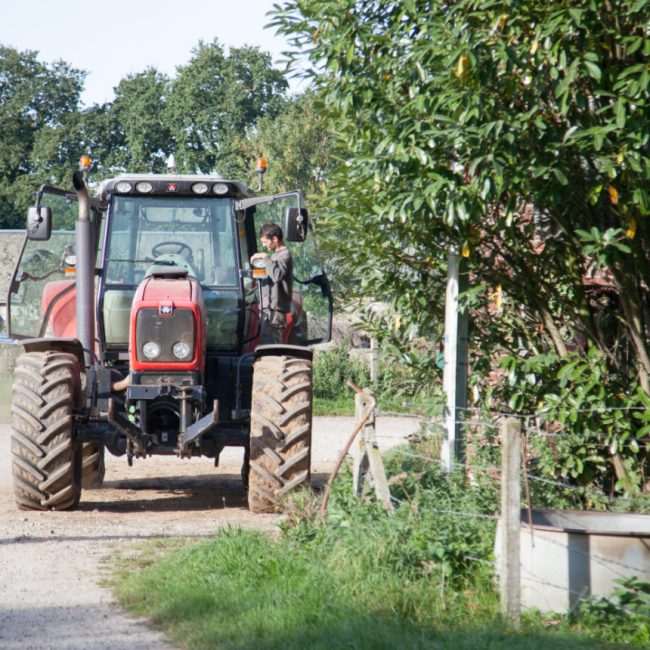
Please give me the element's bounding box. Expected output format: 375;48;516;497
172;341;191;360
142;341;161;360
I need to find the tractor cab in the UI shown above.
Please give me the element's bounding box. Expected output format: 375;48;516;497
8;174;332;353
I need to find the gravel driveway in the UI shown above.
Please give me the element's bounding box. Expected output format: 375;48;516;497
0;416;420;649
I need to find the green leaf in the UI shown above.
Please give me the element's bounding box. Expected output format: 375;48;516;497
552;168;568;185
584;60;601;81
613;241;632;254
594;132;604;150
568;8;583;24
615;99;626;129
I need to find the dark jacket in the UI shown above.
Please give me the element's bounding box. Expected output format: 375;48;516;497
262;246;292;314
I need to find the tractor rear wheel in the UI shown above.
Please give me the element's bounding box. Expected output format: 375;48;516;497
81;442;105;489
11;351;82;510
248;355;313;513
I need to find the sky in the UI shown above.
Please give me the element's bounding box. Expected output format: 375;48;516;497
1;0;303;106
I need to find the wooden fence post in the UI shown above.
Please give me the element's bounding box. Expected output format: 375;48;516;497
351;389;394;512
352;391;371;496
500;417;521;627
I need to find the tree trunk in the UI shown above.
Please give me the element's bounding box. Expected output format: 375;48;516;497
612;268;650;395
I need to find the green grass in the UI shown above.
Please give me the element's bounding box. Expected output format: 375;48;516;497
313;393;438;417
110;448;643;650
313;396;356;416
111;529;629;650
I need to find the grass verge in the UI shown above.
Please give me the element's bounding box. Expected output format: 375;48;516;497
110;442;644;649
313;396;355;416
112;528;631;650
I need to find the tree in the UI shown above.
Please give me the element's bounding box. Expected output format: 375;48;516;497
272;1;650;492
0;41;290;223
107;68;173;173
165;39;289;178
241;89;334;199
0;45;85;227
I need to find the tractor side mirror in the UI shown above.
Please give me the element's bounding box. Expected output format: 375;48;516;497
284;207;309;242
27;206;52;241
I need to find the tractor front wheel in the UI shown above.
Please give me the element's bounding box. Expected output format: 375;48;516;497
11;351;82;510
248;355;313;513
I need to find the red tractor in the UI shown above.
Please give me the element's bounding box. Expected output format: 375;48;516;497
7;159;332;512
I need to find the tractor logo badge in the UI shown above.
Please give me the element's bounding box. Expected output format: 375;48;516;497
159;304;173;316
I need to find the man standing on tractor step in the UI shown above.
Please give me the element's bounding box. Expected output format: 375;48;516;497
250;223;293;344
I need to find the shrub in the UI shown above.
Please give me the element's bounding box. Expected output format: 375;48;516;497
313;342;369;401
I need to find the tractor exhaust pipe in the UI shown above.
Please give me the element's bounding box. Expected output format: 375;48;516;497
72;167;96;368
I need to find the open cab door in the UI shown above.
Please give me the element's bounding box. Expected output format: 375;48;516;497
238;191;333;346
7;186;80;339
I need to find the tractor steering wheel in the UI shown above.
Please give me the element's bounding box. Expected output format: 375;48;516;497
151;241;193;258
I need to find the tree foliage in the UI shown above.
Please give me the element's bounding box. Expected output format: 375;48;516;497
271;0;650;492
242;89;334;200
166;40;289;178
108;68;173;173
0;46;85;226
0;40;293;226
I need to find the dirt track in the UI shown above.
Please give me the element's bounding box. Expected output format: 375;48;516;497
0;416;419;649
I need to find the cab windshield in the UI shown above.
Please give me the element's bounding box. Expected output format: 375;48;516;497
104;196;238;286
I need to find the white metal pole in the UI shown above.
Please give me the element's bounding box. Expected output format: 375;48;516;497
369;337;378;384
441;251;468;471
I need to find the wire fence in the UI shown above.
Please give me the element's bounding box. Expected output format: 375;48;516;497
336;389;650;624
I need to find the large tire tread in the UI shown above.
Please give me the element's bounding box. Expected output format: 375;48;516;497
11;351;81;511
248;355;313;513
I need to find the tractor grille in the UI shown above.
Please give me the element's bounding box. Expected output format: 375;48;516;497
136;308;195;362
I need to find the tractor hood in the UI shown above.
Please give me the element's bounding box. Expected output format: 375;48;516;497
139;273;199;304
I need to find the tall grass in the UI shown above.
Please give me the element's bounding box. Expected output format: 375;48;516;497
312;342;441;416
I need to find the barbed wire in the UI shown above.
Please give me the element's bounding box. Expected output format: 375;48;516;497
516;565;630;616
388;493;499;521
360;443;636;499
525;525;646;577
387;488;646;577
376;400;650;420
348;435;645;501
371;410;650;444
342;387;649;625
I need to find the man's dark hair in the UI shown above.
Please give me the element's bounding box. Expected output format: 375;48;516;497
259;223;283;241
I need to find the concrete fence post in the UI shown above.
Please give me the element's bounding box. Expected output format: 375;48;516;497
500;417;521;627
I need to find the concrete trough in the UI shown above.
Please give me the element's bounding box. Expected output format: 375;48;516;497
495;509;650;613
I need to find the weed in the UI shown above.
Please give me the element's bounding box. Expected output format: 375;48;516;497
313;342;369;401
574;577;650;646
